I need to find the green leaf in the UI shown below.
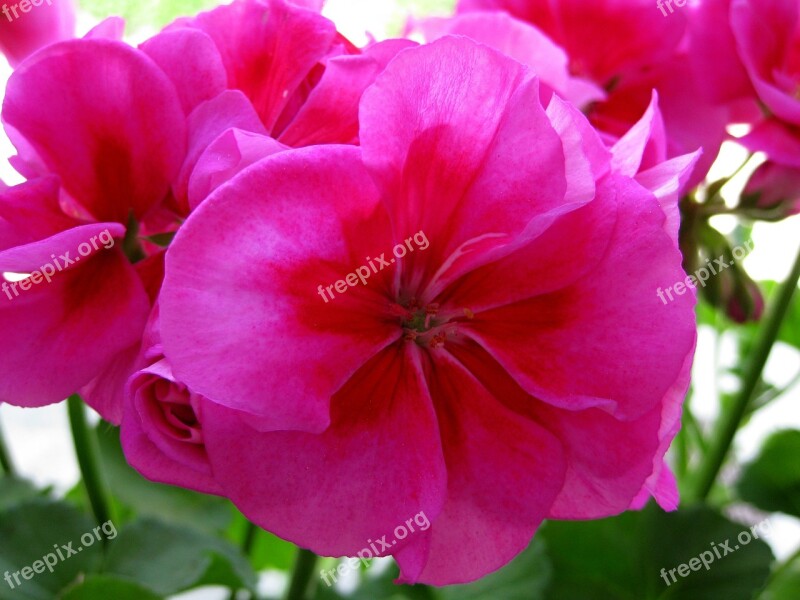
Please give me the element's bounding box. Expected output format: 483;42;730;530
0;499;103;600
93;424;233;535
59;575;162;600
439;536;550;600
737;429;800;518
104;518;256;596
0;476;43;511
541;505;774;600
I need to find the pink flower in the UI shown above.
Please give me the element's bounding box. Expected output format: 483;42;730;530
457;0;730;186
725;0;800;171
744;160;800;218
414;11;604;108
0;0;75;67
121;306;220;495
731;0;800;126
0;37;187;418
152;0;413;210
157;37;696;584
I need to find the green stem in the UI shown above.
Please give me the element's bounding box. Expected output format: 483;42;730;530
688;248;800;502
67;395;114;533
0;415;15;476
285;548;318;600
241;522;259;557
227;523;260;600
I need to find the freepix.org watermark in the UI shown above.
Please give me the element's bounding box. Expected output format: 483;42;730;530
656;0;688;17
316;231;429;303
660;518;773;586
320;511;430;586
2;0;54;23
4;520;117;591
2;228;115;301
656;239;754;305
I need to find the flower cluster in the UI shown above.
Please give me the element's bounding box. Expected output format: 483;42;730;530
0;0;794;586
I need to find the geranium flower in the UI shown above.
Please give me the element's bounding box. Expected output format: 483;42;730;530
157;37;696;584
153;0;414;211
457;0;732;186
0;37;186;418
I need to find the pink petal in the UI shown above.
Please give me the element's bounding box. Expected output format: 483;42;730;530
199;344;447;555
360;37;571;293
140;29;227;115
418;12;604;108
611;91;667;176
278;39;416;147
180;0;337;132
84;17;125;40
0;0;75;67
3;39;186;223
188;129;286;210
173;90;266;213
449;339;663;519
731;0;800;125
0;177;75;246
160;146;399;431
395;352;566;585
0;248;149;407
121;357;221;495
635;151;702;244
458;175;696;419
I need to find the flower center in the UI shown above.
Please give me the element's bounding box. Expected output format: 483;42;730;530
391;300;474;349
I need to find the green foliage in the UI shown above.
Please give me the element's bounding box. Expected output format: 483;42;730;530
0;499;103;600
539;505;773;600
92;425;234;535
104;518;257;596
737;430;800;518
60;576;162;599
0;476;44;511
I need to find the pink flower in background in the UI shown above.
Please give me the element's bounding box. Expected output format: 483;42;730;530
152;0;414;211
731;0;800;126
744;161;800;218
415;10;604;108
0;37;186;419
457;0;732;186
157;37;697;584
0;0;74;67
727;0;800;171
0;178;150;411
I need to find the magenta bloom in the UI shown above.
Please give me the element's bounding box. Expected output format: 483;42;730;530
0;38;186;418
457;0;730;186
152;0;412;211
0;0;74;67
157;37;696;584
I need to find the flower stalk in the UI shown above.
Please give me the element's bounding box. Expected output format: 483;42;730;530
67;395;115;533
688;246;800;502
0;415;14;476
285;548;318;600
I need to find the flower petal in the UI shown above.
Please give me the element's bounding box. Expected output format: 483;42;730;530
3;39;186;223
395;352;566;585
160;145;399;430
200;343;447;555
